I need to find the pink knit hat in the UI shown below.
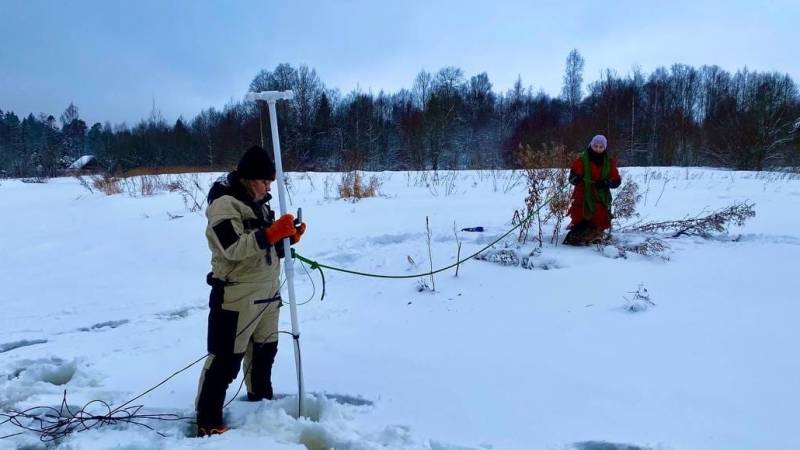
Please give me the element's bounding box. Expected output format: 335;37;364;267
590;135;608;148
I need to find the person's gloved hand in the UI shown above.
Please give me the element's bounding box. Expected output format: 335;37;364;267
594;179;609;189
265;214;297;245
290;222;306;245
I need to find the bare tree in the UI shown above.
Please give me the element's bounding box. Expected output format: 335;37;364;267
561;49;585;120
59;102;80;128
412;70;433;110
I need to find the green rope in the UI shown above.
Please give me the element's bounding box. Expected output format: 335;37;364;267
292;187;566;301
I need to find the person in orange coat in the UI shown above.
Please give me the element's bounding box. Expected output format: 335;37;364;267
563;134;621;245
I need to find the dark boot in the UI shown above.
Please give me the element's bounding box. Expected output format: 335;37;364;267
563;220;594;246
196;352;244;431
246;341;278;401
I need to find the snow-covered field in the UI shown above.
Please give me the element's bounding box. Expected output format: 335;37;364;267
1;168;799;450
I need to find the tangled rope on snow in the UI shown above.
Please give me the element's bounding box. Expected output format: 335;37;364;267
0;390;190;442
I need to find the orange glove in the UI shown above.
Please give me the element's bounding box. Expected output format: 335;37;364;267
265;214;296;245
290;222;306;244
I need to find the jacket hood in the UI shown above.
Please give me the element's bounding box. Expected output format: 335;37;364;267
207;170;272;206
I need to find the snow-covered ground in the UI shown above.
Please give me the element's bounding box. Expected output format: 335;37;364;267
1;168;799;450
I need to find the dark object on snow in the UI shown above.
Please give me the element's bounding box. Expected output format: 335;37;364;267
563;220;605;246
460;226;484;232
574;441;651;450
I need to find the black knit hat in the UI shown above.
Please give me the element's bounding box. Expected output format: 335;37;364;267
237;145;276;180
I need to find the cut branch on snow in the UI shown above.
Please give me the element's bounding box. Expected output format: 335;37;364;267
625;201;756;238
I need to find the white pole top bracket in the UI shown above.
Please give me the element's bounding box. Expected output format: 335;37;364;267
246;90;295;103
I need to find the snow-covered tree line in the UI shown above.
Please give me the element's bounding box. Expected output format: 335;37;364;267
1;51;799;177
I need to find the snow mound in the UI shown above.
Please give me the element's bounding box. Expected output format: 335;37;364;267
1;358;95;411
7;357;78;386
477;247;563;270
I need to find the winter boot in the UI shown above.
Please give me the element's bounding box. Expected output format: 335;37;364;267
197;424;229;437
195;352;244;435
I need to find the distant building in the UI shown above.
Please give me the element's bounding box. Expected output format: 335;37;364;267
65;155;101;175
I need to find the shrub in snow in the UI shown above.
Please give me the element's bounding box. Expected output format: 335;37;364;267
416;279;433;292
80;173;212;201
420;170;460;196
513;144;572;247
135;175;160;196
476;248;520;266
546;168;572;245
624;284;655;312
90;175;123;195
20;177;48;183
611;178;642;222
625;237;670;259
171;173;209;212
338;171;381;201
477;246;562;270
598;234;670;261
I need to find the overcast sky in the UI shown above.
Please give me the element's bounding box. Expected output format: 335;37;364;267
2;0;798;126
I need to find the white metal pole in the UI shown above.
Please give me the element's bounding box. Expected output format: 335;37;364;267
252;90;305;417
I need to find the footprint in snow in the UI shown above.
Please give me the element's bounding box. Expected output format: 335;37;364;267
0;339;48;354
573;441;653;450
155;305;204;320
77;319;129;332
